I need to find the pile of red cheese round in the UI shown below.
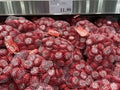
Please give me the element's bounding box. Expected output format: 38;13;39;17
0;16;120;90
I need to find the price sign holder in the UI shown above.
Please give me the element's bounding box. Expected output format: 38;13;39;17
49;0;73;14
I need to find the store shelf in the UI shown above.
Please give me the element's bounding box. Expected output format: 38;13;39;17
0;0;119;15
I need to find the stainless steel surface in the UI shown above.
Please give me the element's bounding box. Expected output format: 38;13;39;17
0;0;119;15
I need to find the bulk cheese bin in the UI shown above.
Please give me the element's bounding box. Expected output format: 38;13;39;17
0;0;120;90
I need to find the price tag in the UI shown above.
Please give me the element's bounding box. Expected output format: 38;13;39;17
49;0;73;14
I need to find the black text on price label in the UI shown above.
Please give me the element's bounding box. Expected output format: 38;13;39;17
60;8;72;13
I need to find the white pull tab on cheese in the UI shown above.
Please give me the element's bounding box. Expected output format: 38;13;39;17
49;0;73;14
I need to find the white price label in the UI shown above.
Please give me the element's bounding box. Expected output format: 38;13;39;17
49;0;73;14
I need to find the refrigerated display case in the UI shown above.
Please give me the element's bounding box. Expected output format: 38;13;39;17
0;0;120;90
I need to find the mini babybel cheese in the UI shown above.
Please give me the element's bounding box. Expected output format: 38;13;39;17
74;26;89;37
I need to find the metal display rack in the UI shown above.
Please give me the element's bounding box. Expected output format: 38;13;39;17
0;0;119;15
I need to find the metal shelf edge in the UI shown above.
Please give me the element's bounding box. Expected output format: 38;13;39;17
0;0;119;15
